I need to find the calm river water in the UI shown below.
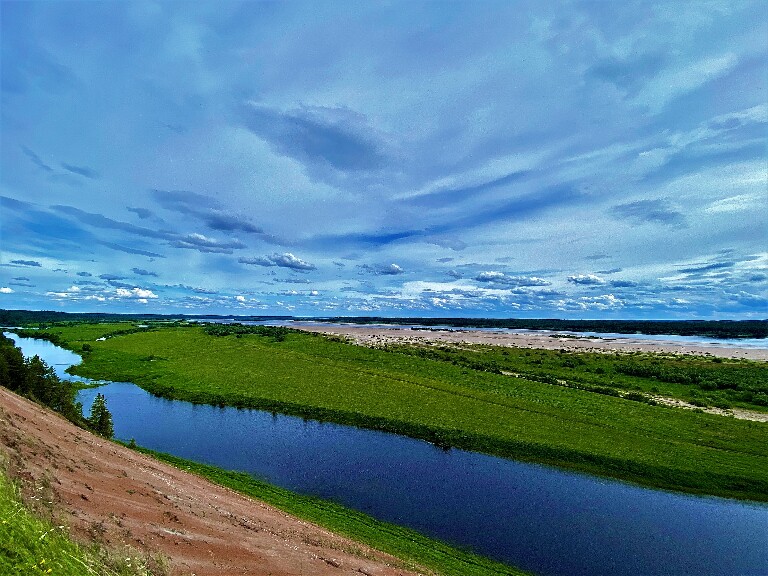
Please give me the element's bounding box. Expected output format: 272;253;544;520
7;334;768;576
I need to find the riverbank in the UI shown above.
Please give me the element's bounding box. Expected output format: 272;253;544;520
0;387;432;576
297;325;768;360
11;322;768;502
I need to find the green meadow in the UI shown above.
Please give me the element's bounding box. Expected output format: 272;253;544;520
21;322;768;502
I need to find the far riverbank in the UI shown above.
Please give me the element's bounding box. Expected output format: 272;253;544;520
296;324;768;360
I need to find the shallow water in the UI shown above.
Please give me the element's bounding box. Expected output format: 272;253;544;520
8;334;768;576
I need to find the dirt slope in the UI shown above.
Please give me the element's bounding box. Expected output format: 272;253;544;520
0;387;424;576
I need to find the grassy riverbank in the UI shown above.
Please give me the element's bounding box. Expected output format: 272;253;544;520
133;446;527;576
21;322;768;501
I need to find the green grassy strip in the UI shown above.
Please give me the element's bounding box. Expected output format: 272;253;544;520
132;446;529;576
382;342;768;411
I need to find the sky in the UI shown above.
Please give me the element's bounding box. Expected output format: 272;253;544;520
1;1;766;319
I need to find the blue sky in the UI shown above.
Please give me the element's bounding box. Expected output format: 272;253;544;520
1;1;766;319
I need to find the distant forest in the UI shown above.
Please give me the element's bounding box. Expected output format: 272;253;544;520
0;309;292;326
0;309;765;339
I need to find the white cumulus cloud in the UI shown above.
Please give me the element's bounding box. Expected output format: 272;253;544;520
115;287;158;299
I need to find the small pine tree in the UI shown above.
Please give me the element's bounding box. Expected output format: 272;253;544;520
88;393;114;438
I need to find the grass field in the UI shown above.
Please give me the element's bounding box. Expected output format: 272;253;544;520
21;322;768;502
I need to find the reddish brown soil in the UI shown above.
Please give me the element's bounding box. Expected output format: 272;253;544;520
0;387;425;576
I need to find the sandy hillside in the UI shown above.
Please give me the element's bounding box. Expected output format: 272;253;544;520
0;387;424;576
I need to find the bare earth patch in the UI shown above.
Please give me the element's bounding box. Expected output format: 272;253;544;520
0;388;425;576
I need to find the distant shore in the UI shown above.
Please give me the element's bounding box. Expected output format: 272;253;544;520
298;325;768;361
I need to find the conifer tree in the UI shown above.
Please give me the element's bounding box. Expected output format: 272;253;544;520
88;393;114;438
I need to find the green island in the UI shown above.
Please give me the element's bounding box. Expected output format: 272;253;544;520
14;320;768;503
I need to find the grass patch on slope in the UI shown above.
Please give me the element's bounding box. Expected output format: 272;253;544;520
0;467;165;576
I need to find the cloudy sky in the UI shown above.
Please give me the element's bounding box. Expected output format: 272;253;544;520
1;1;766;319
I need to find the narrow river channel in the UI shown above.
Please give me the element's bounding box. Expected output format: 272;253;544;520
7;334;768;576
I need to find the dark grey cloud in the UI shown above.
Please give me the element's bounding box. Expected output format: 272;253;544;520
747;273;767;283
567;274;605;285
239;256;273;266
52;205;168;238
597;268;623;274
204;212;264;234
76;271;92;277
109;281;139;289
475;271;550;287
610;199;686;226
152;189;220;211
440;184;585;233
610;279;638;288
240;103;388;172
8;281;35;287
428;236;467;251
678;261;735;274
99;241;165;258
61;163;99;179
127;207;154;219
12;277;30;281
20;146;53;172
447;270;463;279
152;189;263;234
172;234;246;254
239;252;316;271
274;278;312;284
308;229;422;251
52;204;241;255
170;284;219;295
132;268;158;277
358;263;405;276
437;257;454;263
405;170;532;208
10;259;42;267
1;195;35;211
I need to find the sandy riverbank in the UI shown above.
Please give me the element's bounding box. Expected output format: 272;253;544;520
298;325;768;361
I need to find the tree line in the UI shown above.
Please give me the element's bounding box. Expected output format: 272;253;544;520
0;334;113;437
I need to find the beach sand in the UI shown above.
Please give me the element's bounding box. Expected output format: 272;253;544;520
298;324;768;361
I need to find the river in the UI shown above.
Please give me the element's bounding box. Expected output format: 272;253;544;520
7;334;768;576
